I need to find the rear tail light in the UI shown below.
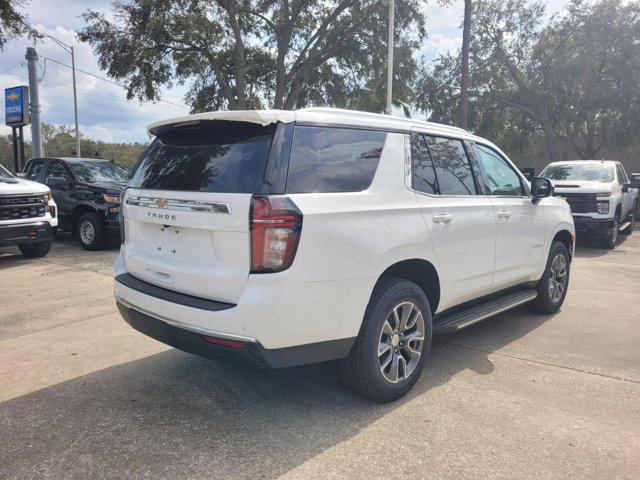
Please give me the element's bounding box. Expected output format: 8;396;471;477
250;196;302;273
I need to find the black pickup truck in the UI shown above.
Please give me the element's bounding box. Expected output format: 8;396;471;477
22;157;131;250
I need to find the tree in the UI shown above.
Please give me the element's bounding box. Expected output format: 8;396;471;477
459;0;472;130
79;0;425;112
0;0;39;50
416;0;640;165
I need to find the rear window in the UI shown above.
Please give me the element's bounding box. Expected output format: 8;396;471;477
130;121;274;193
286;126;386;193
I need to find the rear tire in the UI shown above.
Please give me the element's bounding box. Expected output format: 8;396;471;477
18;240;52;258
338;278;433;403
621;202;636;235
527;241;570;315
601;214;619;249
77;212;106;251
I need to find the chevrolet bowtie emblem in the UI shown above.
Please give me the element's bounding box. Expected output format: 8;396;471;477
7;92;19;102
154;199;169;208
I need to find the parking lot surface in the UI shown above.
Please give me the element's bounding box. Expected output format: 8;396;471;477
1;233;639;479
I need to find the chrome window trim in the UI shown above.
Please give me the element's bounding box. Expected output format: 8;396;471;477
125;196;231;214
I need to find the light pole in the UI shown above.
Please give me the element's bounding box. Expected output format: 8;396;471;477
386;0;395;115
44;34;81;158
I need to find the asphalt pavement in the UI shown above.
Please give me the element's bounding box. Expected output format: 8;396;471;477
1;232;639;479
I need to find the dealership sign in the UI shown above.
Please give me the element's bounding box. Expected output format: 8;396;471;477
5;86;30;126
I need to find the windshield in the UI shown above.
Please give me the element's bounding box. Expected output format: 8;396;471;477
69;162;131;184
0;164;14;180
541;164;614;183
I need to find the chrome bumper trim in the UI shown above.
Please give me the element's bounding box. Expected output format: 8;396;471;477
114;293;258;344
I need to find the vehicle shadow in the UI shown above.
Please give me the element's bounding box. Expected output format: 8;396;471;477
573;234;630;259
0;306;553;479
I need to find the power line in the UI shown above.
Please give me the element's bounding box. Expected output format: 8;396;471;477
0;64;20;76
41;55;189;111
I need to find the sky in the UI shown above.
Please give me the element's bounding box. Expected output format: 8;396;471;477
0;0;571;145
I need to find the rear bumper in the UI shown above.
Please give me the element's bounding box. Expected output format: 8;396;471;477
573;216;615;239
0;221;53;247
116;299;355;369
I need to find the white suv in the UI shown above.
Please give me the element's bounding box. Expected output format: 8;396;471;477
114;108;575;402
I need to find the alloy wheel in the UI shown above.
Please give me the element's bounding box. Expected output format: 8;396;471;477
378;301;425;383
548;253;568;303
80;220;95;245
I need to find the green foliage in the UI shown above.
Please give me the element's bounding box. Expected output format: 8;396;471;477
79;0;425;112
415;0;640;167
0;0;39;50
0;124;148;171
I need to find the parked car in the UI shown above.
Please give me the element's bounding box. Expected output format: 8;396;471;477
0;163;58;257
114;108;575;402
22;157;131;250
541;160;638;249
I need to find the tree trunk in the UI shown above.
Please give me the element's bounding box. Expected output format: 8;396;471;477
458;0;472;130
540;112;559;163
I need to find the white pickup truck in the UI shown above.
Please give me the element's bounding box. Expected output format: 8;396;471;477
541;160;638;249
0;164;58;257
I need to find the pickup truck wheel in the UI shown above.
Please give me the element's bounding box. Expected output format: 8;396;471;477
621;202;636;235
18;240;52;258
78;212;106;251
601;215;619;249
527;241;570;315
338;278;433;403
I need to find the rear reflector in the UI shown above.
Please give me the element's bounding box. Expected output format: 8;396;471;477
201;335;244;349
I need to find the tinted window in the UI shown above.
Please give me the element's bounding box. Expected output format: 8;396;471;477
425;136;476;195
411;134;438;195
46;162;71;183
541;164;614;183
130;121;274;193
25;160;45;181
69;162;130;184
286;127;386;193
476;144;523;196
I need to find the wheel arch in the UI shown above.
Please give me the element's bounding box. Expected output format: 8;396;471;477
72;204;99;234
374;259;441;314
552;229;574;261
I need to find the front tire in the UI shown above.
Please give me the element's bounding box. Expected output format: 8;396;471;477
18;240;52;258
527;241;570;314
621;202;636;235
77;212;106;251
338;278;433;403
601;214;619;249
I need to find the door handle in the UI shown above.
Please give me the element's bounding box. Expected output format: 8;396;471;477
497;210;512;220
433;214;454;224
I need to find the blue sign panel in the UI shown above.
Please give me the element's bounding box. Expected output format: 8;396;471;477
5;86;30;126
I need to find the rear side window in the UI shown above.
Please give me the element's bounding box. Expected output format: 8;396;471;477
411;134;438;195
426;136;476;195
130;121;274;193
286;126;386;193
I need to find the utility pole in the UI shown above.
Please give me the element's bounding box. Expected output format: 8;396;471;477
386;0;395;115
70;46;80;158
44;34;81;158
26;47;43;158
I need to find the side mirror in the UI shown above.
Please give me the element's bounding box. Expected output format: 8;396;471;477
531;177;553;203
47;176;69;187
622;182;631;193
522;167;536;182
